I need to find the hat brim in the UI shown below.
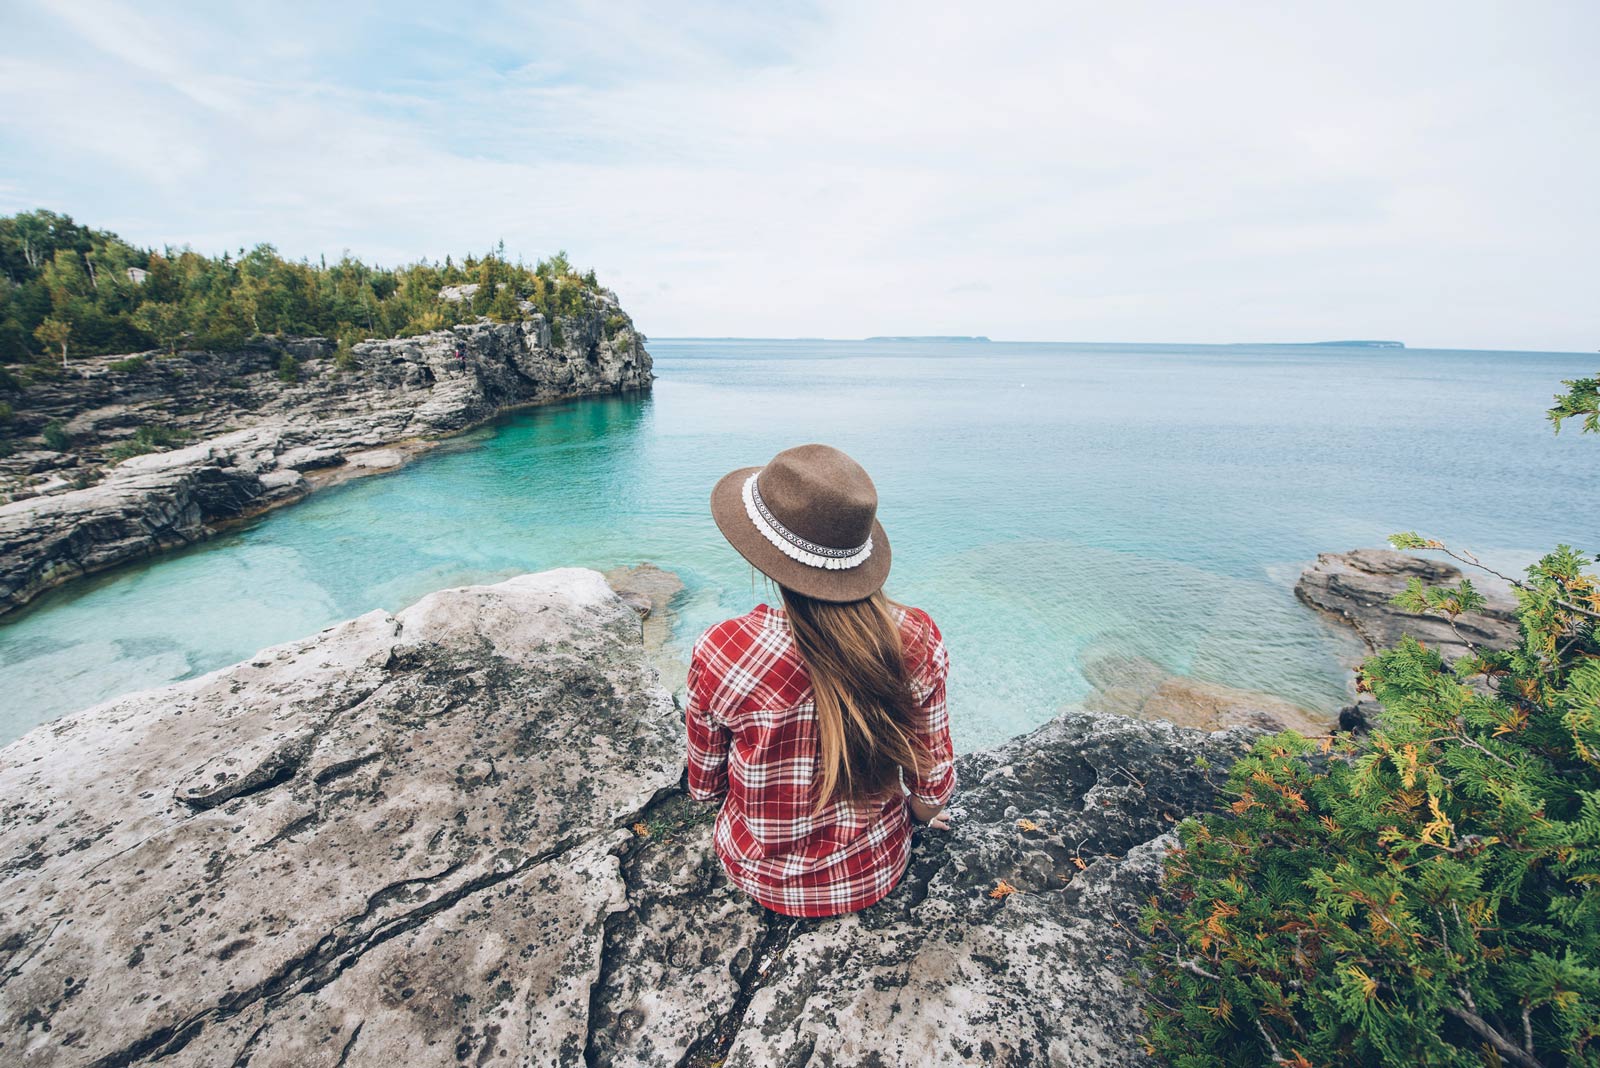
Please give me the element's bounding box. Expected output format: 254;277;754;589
710;466;892;603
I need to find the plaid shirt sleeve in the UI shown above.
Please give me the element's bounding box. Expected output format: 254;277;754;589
906;612;956;808
684;636;730;801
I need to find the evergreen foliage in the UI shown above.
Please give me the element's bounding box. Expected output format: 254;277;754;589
1141;377;1600;1068
1549;374;1600;435
41;420;69;452
0;209;609;366
276;353;300;384
104;424;188;462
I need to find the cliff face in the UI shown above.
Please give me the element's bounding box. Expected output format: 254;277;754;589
0;296;651;615
0;569;1248;1068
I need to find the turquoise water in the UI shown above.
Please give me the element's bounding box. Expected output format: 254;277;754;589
3;340;1596;749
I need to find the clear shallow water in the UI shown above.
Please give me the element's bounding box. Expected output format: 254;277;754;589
3;340;1596;749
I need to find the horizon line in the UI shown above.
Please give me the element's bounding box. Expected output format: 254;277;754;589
648;337;1598;357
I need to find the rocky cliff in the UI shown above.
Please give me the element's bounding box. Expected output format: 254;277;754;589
0;569;1250;1067
0;296;651;616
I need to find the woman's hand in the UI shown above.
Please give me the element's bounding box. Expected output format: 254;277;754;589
908;796;952;830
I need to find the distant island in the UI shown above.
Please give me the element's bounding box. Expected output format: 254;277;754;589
1247;339;1406;349
865;335;992;343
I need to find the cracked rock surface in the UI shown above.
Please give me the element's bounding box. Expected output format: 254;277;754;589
0;301;651;617
0;569;678;1067
1;569;1252;1066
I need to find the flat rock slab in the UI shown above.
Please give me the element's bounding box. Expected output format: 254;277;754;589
0;569;1252;1067
1295;548;1519;661
0;569;681;1067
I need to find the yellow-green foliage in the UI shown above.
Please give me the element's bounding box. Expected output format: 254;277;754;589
1141;380;1600;1068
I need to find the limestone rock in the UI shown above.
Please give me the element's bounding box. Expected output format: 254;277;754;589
0;569;680;1067
0;570;1251;1067
1295;548;1519;661
340;447;407;470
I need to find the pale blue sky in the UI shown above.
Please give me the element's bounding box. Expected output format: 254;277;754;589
2;1;1595;350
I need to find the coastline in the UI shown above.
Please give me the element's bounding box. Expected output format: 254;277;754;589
229;384;654;512
0;567;1250;1066
0;307;653;619
0;548;1519;1062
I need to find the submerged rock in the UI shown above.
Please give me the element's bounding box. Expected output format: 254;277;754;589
604;563;688;693
0;569;1249;1067
1080;652;1331;734
0;309;652;617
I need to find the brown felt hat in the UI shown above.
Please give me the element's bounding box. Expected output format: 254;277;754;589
710;444;892;603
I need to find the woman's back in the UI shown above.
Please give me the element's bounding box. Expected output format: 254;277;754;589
690;442;956;917
686;599;954;916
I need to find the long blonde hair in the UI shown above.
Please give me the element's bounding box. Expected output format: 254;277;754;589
779;586;927;813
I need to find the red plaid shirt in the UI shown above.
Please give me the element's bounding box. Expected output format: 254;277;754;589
685;602;955;917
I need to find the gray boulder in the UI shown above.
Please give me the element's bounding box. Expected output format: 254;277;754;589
1295;548;1519;662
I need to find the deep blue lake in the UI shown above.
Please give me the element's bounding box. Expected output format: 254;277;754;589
2;339;1595;748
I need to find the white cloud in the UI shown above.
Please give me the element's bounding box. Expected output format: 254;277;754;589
1;0;1595;349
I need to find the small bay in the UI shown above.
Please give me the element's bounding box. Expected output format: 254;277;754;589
3;339;1595;749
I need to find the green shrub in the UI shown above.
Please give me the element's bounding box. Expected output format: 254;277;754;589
604;314;628;340
41;419;70;452
104;423;187;462
549;321;564;348
0;401;12;424
107;355;146;373
276;353;299;383
332;329;363;372
1141;377;1600;1068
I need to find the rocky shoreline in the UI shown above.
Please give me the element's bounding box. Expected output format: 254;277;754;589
0;567;1250;1067
0;294;651;617
0;544;1512;1065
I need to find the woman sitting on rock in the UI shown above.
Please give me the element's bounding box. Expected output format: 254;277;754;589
686;444;955;918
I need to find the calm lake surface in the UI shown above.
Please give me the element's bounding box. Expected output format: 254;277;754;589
3;339;1595;749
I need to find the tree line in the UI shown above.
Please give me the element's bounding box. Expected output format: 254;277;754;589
0;209;609;372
